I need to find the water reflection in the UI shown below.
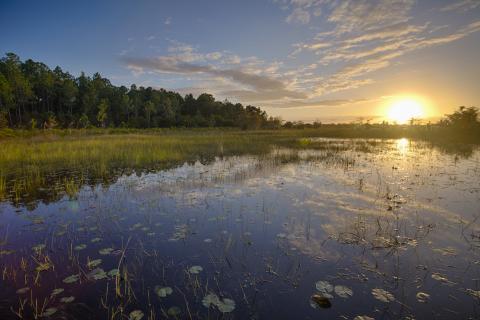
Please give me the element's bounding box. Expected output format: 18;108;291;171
395;137;409;154
0;139;479;319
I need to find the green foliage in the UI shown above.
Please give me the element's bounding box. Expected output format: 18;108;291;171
0;53;276;130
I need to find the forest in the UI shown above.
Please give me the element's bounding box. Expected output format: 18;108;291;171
0;53;282;130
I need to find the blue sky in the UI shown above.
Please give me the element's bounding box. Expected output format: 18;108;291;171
2;0;480;122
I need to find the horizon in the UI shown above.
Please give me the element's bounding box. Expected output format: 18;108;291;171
1;0;479;123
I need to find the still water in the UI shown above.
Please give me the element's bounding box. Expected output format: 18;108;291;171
1;139;479;319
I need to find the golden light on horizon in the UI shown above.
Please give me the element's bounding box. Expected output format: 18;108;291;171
386;97;425;124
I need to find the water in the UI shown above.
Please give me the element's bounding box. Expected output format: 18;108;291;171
1;138;479;319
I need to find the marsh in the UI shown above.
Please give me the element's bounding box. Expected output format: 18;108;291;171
0;133;479;319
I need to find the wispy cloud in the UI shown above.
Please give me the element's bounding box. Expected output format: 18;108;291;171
123;41;306;101
123;1;480;112
282;0;480;98
440;0;480;12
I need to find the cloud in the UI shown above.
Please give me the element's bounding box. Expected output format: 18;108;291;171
440;0;480;12
123;55;306;100
164;17;172;25
282;0;480;98
328;0;415;33
286;8;311;24
266;98;368;108
282;0;324;24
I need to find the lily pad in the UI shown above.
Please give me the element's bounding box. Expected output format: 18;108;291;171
202;293;220;308
63;274;80;284
16;287;30;294
87;268;107;280
431;272;453;284
60;296;75;303
91;237;102;243
129;310;144;320
99;248;114;255
334;285;353;298
74;244;87;251
108;269;120;277
353;316;375;320
51;288;64;296
188;265;203;274
372;288;395;302
315;280;334;298
202;293;235;313
41;307;57;317
87;259;102;269
416;292;430;303
310;294;332;309
167;306;181;316
154;286;173;298
217;298;236;313
466;289;480;299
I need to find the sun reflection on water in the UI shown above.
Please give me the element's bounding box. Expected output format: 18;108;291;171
396;138;409;154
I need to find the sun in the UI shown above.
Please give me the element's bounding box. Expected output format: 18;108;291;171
387;98;425;124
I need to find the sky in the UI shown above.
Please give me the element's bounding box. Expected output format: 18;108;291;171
1;0;480;122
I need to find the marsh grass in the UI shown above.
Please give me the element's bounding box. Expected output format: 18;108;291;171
0;128;474;205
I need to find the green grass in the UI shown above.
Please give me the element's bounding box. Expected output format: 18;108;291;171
0;126;476;204
0;129;302;203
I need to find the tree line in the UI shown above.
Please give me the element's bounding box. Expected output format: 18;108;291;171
0;53;282;129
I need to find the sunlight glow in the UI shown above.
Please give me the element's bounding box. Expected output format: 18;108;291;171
396;138;409;154
387;98;425;124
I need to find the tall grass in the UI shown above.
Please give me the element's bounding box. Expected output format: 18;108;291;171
0;127;475;205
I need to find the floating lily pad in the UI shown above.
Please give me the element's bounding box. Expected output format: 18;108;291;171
87;259;102;269
99;248;114;255
372;288;395;302
87;268;107;280
217;298;236;313
188;265;203;274
416;292;430;303
310;294;332;309
202;293;235;313
63;274;80;284
466;289;480;299
315;280;333;298
154;286;173;298
129;310;144;320
167;306;181;316
51;288;64;296
0;249;15;255
353;316;375;320
202;293;220;308
108;269;120;277
16;287;30;294
431;273;452;284
74;244;87;251
41;307;57;317
334;285;353;298
60;296;75;303
91;237;102;243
